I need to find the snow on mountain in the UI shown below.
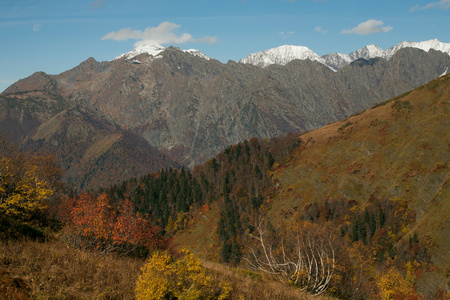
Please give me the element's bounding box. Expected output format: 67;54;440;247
385;39;450;59
239;45;325;68
182;49;211;60
114;44;211;61
321;53;352;72
349;44;385;61
240;39;450;71
115;44;165;60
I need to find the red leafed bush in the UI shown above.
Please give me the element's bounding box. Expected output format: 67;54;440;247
60;193;169;256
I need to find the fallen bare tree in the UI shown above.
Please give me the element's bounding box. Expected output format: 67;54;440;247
245;217;337;296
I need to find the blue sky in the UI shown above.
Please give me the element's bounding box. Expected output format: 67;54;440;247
1;0;449;92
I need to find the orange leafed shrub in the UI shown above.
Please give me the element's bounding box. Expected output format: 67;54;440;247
60;193;169;255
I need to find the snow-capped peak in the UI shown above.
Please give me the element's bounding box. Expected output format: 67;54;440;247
240;39;450;71
321;53;352;72
239;45;325;68
385;39;450;59
114;43;211;62
115;43;165;60
182;49;211;60
349;44;384;60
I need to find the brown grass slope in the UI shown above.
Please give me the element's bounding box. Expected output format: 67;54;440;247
269;74;449;291
0;238;324;299
0;239;143;299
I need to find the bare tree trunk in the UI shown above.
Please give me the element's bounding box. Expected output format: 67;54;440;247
245;218;336;296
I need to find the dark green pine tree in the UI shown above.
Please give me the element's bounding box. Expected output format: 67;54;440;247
368;211;377;238
351;217;360;242
378;205;386;228
211;158;219;172
231;239;241;264
221;241;232;262
244;140;251;157
267;152;275;169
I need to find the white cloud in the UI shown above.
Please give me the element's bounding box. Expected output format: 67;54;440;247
314;26;328;34
101;22;218;45
342;19;393;35
277;31;295;39
410;0;450;11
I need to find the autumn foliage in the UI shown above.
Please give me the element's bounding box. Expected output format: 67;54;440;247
0;156;53;220
241;194;439;299
60;193;169;256
0;137;61;240
135;249;231;300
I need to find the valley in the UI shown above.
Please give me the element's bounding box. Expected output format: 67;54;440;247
0;40;449;299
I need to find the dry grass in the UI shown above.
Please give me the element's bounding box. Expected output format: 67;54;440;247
0;237;328;300
202;260;328;300
0;238;144;299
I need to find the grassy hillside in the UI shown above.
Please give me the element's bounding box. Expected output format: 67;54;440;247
0;238;322;299
177;75;449;296
267;74;449;293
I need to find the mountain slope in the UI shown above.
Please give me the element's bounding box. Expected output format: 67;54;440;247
269;75;449;293
174;75;449;297
3;47;449;171
271;74;449;217
0;92;179;191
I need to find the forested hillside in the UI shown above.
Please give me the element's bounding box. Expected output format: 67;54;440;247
1;76;448;299
175;75;450;298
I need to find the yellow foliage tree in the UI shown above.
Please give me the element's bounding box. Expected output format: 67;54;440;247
377;265;417;299
135;250;231;300
0;136;60;230
0;156;53;221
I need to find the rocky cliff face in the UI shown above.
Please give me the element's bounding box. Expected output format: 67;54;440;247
2;47;450;188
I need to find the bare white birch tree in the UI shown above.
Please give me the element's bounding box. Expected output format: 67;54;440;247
245;217;336;296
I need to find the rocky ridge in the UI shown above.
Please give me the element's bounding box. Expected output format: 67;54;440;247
2;45;450;189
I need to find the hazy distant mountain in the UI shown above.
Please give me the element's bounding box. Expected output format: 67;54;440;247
241;39;450;71
2;43;449;189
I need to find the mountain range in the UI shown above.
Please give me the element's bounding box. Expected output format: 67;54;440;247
240;39;450;71
1;39;449;190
